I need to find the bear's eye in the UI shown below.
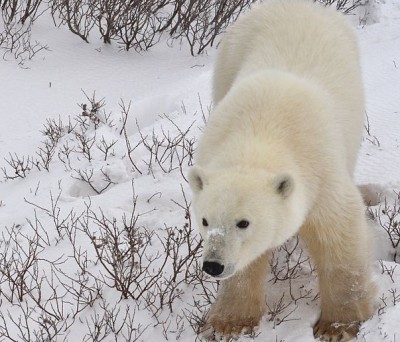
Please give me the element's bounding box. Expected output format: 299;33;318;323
202;218;209;227
236;220;250;229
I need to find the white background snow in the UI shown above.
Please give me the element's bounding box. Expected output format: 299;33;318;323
1;0;400;341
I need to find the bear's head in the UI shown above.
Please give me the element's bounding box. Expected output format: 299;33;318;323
188;166;307;279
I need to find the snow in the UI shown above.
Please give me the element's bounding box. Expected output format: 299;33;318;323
1;0;400;341
207;228;225;238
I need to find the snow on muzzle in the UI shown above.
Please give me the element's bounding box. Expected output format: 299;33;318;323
202;228;236;279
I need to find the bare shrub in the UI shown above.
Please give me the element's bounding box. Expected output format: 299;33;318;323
378;261;400;317
267;236;317;327
49;0;255;53
51;0;95;43
82;300;149;342
119;100;143;175
0;0;48;65
35;122;61;171
135;116;196;180
374;192;400;261
72;167;115;194
1;91;115;181
93;0;169;50
112;0;166;52
364;111;381;147
316;0;365;14
119;98;197;179
1;115;74;179
80;196;159;301
2;0;366;62
174;0;255;55
379;259;397;283
1;153;35;179
1;120;64;179
73;182;203;323
97;135;117;160
1;0;43;24
10;176;205;339
270;236;315;287
0;224;42;303
0;18;49;65
0;301;73;342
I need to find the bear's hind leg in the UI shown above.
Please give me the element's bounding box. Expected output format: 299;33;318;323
200;251;270;340
300;185;376;342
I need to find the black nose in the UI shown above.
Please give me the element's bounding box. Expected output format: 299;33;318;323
202;261;224;276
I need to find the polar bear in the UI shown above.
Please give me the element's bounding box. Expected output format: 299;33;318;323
188;1;376;341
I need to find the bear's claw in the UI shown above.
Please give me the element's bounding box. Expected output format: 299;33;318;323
200;317;259;341
313;319;360;342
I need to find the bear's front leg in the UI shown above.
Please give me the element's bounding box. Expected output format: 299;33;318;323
200;252;270;341
301;187;377;342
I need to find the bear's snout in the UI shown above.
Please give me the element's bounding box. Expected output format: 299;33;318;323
202;261;225;277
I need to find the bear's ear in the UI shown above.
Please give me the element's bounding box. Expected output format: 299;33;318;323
273;173;293;198
188;166;207;193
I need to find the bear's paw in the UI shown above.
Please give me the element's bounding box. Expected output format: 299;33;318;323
313;319;360;342
200;312;261;341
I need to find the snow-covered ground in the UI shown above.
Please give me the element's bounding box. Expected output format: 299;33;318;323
0;0;400;341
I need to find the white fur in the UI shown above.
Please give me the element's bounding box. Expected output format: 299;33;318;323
189;0;365;279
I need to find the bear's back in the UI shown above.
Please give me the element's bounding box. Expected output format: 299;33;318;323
210;0;364;174
213;0;363;109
